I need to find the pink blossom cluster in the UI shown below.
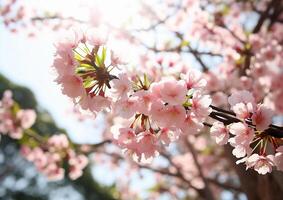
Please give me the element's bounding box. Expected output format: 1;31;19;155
210;90;282;174
0;0;25;33
111;70;211;162
53;33;212;162
53;29;122;115
0;90;36;139
21;134;88;181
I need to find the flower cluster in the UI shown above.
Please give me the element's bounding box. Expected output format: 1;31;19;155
0;90;88;181
53;29;122;115
21;134;88;181
210;90;282;174
113;74;212;162
53;33;212;162
0;90;36;139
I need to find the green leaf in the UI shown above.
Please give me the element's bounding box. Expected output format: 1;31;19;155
95;54;102;67
11;102;20;116
101;46;107;63
181;40;190;47
74;52;83;61
221;5;230;15
235;56;245;65
143;74;150;88
75;65;94;74
83;77;96;88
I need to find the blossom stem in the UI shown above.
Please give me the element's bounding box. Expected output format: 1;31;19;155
208;105;283;138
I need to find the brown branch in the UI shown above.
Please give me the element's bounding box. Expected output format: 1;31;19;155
208;106;283;138
253;0;280;33
207;178;242;192
137;164;210;199
31;15;85;23
174;31;210;72
185;139;216;200
142;42;222;57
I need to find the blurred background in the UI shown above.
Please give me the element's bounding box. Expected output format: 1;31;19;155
1;0;283;200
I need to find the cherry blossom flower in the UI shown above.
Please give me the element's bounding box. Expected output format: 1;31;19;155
158;79;187;105
228;122;254;158
251;104;273;131
228;122;254;146
132;90;155;115
230;144;252;158
116;128;137;149
110;73;131;99
149;100;167;127
48;134;69;151
210;121;229;145
114;96;138;119
135;131;159;160
181;68;207;90
179;112;204;134
0;90;13;108
228;90;255;108
68;151;89;180
190;91;212;119
157;127;181;146
0;91;37;139
246;154;274;175
17;109;36;129
162;105;186;128
80;95;111;113
56;75;84;98
232;102;254;119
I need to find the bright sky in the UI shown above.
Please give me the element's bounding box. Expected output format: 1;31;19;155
0;0;157;195
0;26;105;143
0;0;146;143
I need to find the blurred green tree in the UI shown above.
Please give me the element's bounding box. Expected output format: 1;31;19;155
0;73;118;200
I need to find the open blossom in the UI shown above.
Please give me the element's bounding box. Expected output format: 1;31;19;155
157;128;180;146
210;121;229;145
158;78;187;105
162;105;186;128
17;109;36;129
116;128;159;162
251;104;273;131
68;150;89;180
53;29;122;116
80;95;111;113
0;90;13;108
228;122;254;146
135;131;159;160
116;128;137;149
228;122;254;158
190;91;212;119
21;134;89;181
228;90;255;119
179;112;204;134
231;143;252;158
181;68;207;90
86;28;107;46
56;75;84;98
132;90;155;115
246;154;274;175
232;102;254;119
114;96;138;119
150;100;167;127
110;73;131;99
21;146;65;181
54;29;82;59
0;91;36;139
48;134;69;151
